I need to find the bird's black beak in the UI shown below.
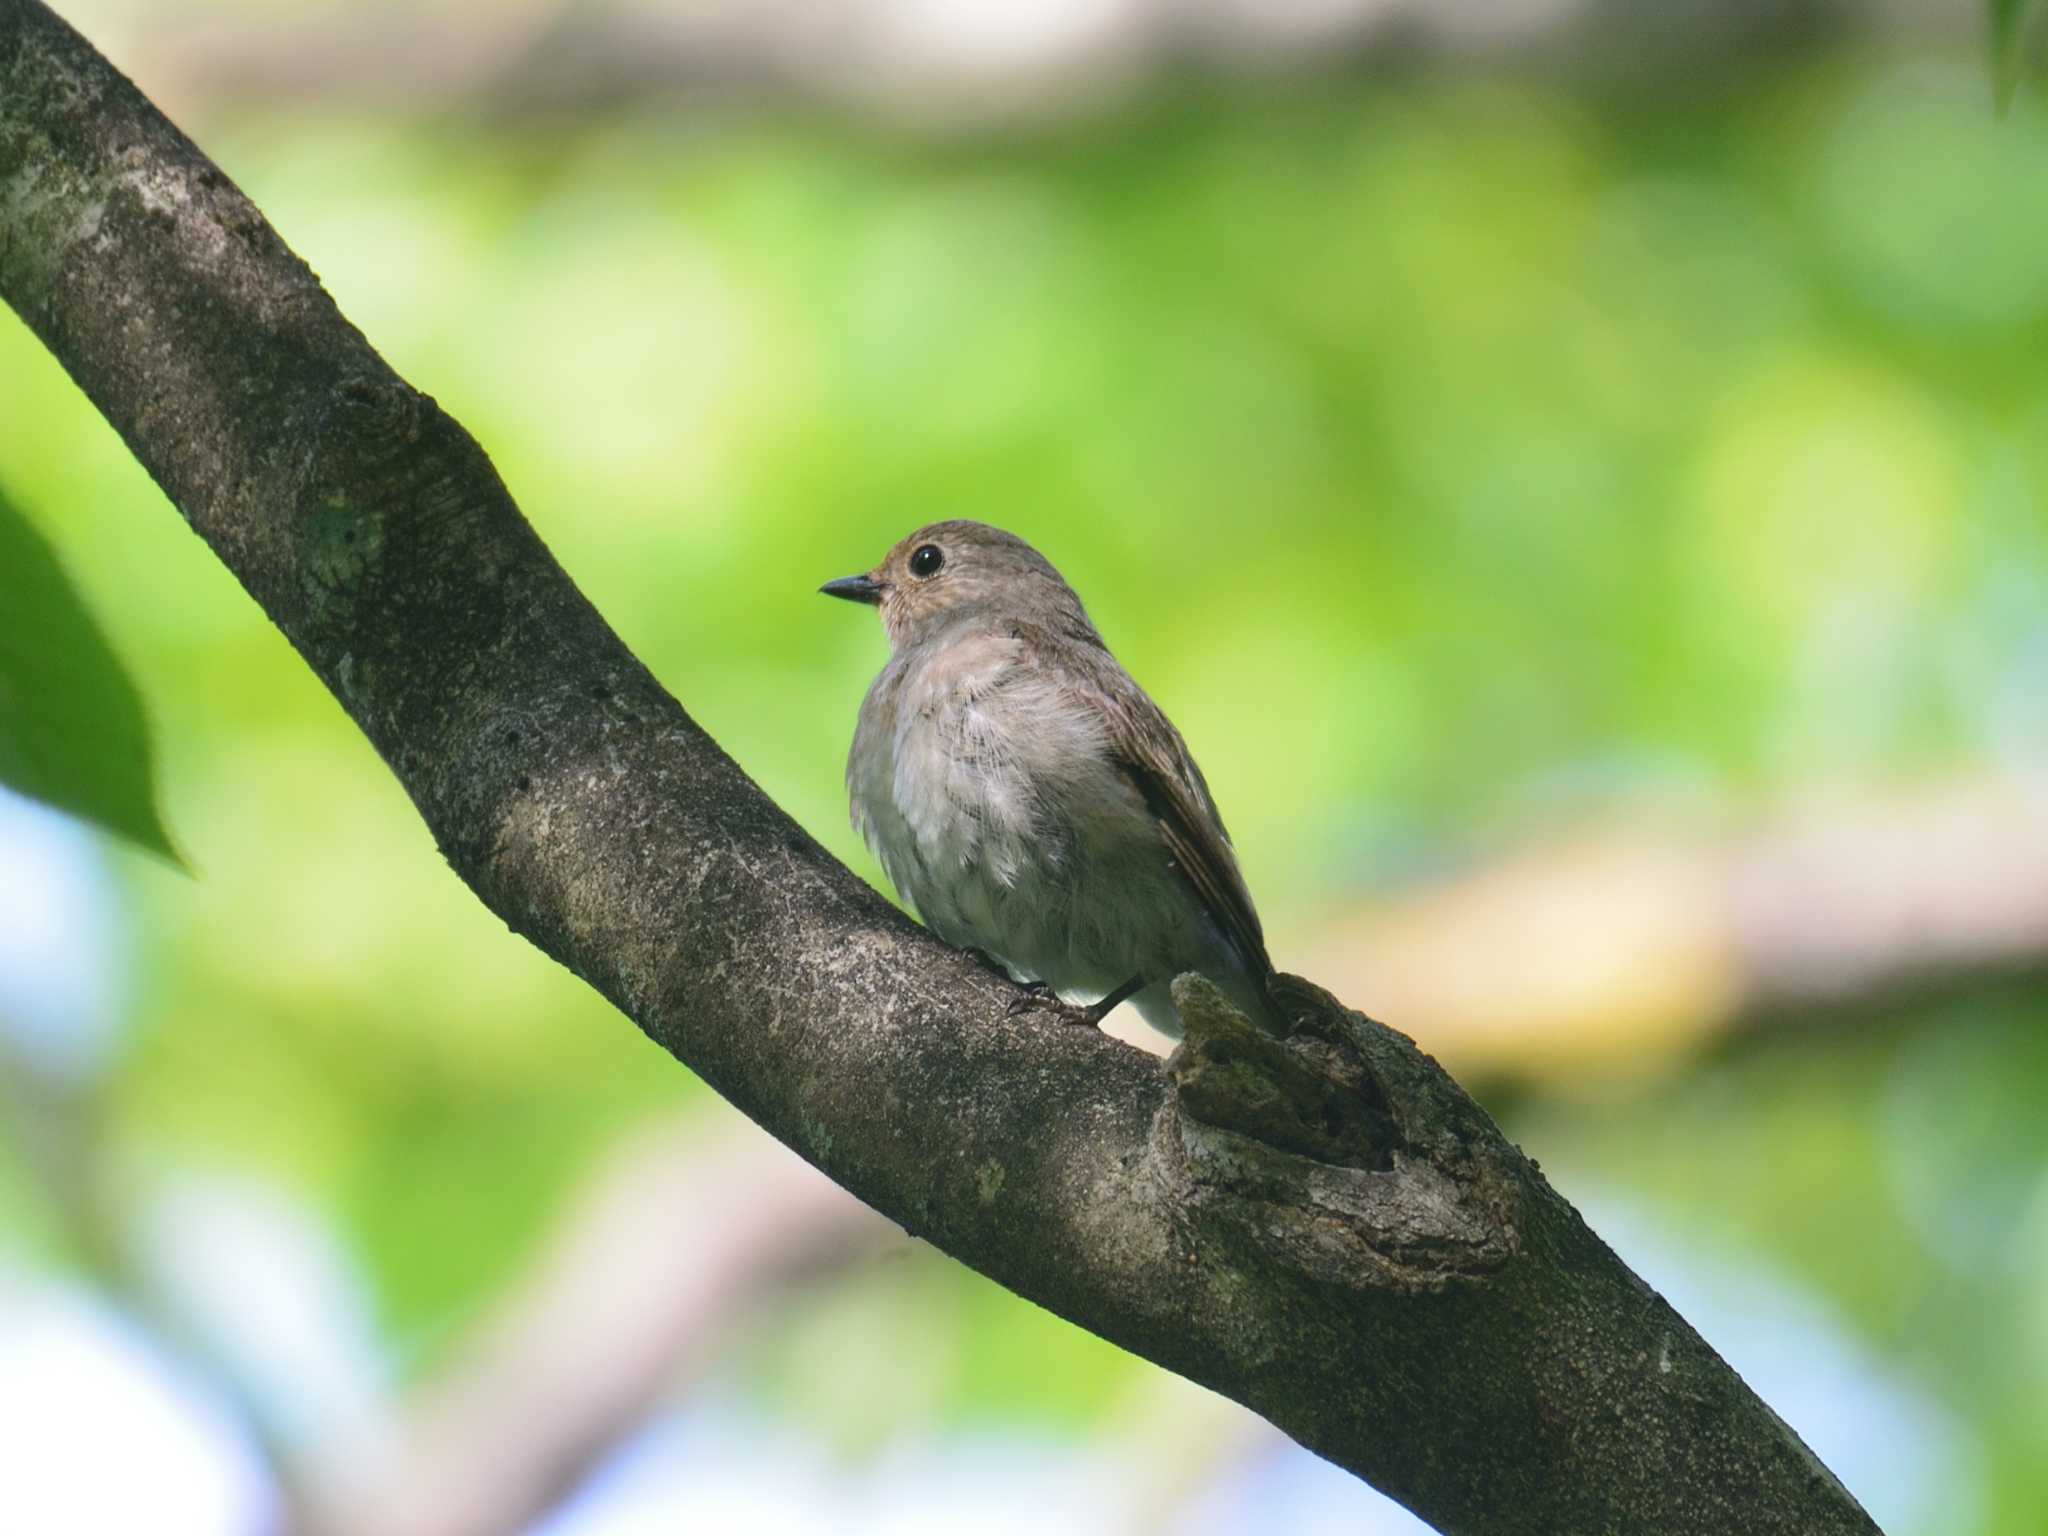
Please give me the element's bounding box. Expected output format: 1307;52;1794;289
819;574;886;605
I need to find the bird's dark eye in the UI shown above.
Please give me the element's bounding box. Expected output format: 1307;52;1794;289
909;544;945;579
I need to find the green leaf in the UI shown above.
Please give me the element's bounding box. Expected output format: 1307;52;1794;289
1991;0;2038;113
0;487;182;865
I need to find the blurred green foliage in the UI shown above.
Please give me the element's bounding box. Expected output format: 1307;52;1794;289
3;46;2048;1531
1992;0;2041;109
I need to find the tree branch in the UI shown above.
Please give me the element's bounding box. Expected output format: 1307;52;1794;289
0;5;1881;1531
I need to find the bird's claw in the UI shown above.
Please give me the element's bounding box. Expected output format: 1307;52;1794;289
1005;983;1103;1029
1005;981;1059;1017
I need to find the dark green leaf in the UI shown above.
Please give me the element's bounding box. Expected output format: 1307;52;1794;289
0;487;181;864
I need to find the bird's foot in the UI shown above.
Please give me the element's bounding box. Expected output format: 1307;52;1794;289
1005;983;1104;1029
1006;980;1070;1018
1005;976;1143;1031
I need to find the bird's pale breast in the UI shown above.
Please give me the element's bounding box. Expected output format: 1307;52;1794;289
847;626;1188;1003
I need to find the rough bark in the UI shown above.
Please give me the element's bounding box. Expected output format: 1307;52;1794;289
0;5;1882;1532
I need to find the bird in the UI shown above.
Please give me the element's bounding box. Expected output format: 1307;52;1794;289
821;520;1277;1039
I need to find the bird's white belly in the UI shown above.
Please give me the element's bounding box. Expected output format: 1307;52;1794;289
887;709;1061;969
848;644;1219;1015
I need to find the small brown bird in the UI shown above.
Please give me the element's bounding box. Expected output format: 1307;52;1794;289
822;520;1276;1038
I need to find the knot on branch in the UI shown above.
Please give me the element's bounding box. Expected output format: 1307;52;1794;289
296;375;430;605
1172;972;1399;1170
301;490;388;602
1157;973;1521;1292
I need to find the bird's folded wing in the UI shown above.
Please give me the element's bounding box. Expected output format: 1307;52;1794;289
1013;620;1272;979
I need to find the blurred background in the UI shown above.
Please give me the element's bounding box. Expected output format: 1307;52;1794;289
4;0;2048;1531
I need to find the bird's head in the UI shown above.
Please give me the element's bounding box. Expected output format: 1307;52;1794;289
820;520;1092;650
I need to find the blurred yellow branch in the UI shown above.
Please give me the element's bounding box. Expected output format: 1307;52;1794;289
1302;775;2048;1082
